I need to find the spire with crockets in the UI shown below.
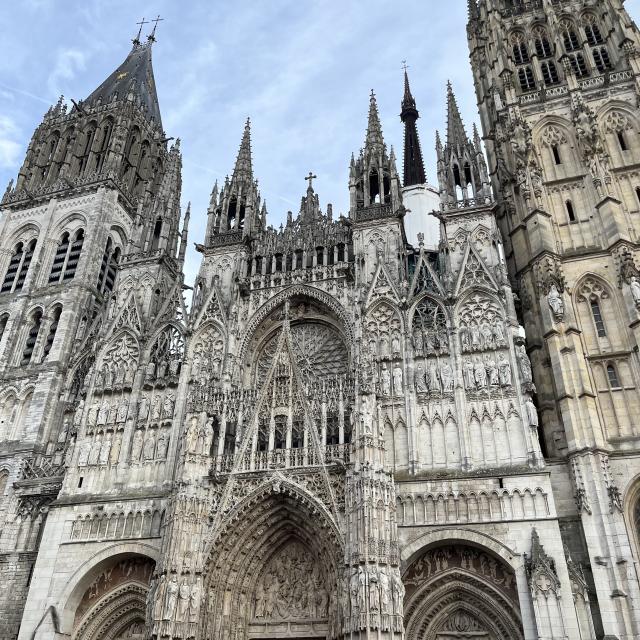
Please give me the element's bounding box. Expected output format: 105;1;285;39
436;82;490;207
207;118;262;245
400;67;426;187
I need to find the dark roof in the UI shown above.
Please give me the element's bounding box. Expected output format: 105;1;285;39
83;42;162;128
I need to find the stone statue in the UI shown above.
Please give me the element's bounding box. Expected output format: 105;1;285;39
97;401;109;426
630;276;640;308
413;330;424;354
464;358;476;390
517;345;533;384
176;579;190;622
440;362;454;392
88;435;101;466
131;429;144;462
460;326;471;352
143;431;156;461
547;284;564;321
429;361;441;393
480;322;494;350
474;360;487;388
87;402;98;427
525;397;539;428
492;319;506;346
99;436;111;466
110;433;122;465
156;431;169;459
138;396;150;420
151;395;162;421
498;354;512;387
145;361;156;381
486;357;499;386
73;399;84;427
380;364;391;396
392;363;403;395
162;395;174;419
391;332;401;356
116;399;128;423
470;324;481;351
78;440;91;466
415;362;428;393
154;575;166;621
189;579;201;623
164;575;179;620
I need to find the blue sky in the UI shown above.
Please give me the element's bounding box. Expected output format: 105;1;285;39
1;0;639;286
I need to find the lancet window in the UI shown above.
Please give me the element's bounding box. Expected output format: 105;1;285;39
49;229;84;283
21;309;43;366
1;239;37;294
97;238;121;295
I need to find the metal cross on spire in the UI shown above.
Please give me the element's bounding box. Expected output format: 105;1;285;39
132;17;149;46
402;59;409;72
147;15;164;42
305;171;317;191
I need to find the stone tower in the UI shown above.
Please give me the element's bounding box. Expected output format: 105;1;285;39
468;0;640;638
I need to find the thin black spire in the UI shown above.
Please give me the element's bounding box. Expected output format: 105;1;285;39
400;66;426;187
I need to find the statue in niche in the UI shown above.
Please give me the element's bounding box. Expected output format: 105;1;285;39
629;276;640;308
176;579;190;622
151;395;162;421
154;575;166;621
391;573;404;615
464;358;476;390
73;399;84;427
517;345;533;384
358;567;367;611
157;360;168;380
115;361;126;385
156;431;169;459
87;402;98;427
145;361;156;382
162;395;174;419
189;578;201;623
474;360;487;388
392;363;403;395
108;401;118;424
89;435;101;465
369;571;380;611
459;326;470;352
169;357;181;378
470;324;481;351
95;368;104;388
186;417;198;453
78;439;91;466
379;334;389;357
440;362;454;392
144;431;156;461
380;363;391;396
97;401;109;426
439;328;449;353
429;361;441;393
138;396;150;420
547;284;565;321
255;581;266;618
498;354;512;387
391;332;401;356
64;436;76;467
486;356;499;386
480;322;494;350
492;319;506;346
110;433;122;465
349;571;359;615
525;397;539;428
103;365;113;389
379;569;391;615
131;429;144;462
125;360;136;386
415;362;428;393
163;575;179;621
99;435;111;465
413;330;424;355
116;399;128;423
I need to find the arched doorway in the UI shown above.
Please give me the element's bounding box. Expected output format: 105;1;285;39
202;481;342;640
403;543;524;640
71;555;154;640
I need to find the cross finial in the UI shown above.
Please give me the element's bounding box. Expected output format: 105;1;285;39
148;15;164;42
133;17;149;46
305;171;317;191
402;60;409;72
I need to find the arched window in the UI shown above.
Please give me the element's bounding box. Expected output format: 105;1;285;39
94;119;112;173
584;17;604;46
590;299;606;337
77;125;96;175
561;22;581;52
567;52;589;78
518;66;536;91
593;47;612;73
511;33;529;65
540;60;560;85
49;229;84;283
607;363;621;388
617;130;628;152
151;219;162;252
97;238;121;295
42;132;60;181
0;396;16;440
1;239;37;294
42;305;62;360
552;145;562;165
228;197;237;230
369;168;380;204
21;309;43;365
566;200;576;222
534;28;553;58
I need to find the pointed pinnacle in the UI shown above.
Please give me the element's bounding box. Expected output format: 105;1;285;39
401;68;417;113
365;90;385;152
446;81;468;147
232;118;253;181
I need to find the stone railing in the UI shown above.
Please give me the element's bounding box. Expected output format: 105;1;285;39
441;195;493;211
352;203;394;223
211;443;351;474
21;455;66;480
207;230;244;247
396;486;550;526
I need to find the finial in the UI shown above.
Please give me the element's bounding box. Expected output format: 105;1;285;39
133;17;149;46
305;171;317;191
147;15;164;43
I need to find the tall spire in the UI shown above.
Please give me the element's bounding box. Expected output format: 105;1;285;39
82;39;162;127
232;118;253;182
400;68;426;187
446;81;468;148
365;90;385;152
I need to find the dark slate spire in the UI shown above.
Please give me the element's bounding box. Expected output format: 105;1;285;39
83;41;162;127
400;68;426;187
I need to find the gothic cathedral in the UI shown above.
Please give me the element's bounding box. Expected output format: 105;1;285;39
1;2;640;639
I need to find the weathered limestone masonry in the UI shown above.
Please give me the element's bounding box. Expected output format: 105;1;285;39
1;2;640;639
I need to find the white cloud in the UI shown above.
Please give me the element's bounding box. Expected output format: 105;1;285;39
0;115;22;169
47;48;87;99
